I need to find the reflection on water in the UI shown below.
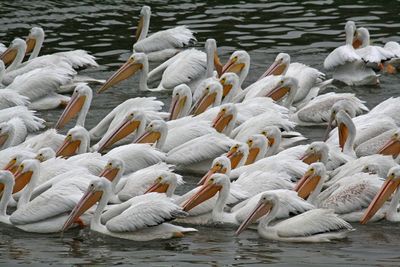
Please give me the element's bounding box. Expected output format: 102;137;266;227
1;0;400;266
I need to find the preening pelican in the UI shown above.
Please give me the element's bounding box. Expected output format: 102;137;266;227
62;178;197;241
324;21;378;85
361;167;400;224
133;6;196;61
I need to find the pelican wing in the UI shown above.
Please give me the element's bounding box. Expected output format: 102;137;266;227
22;129;64;152
384;41;400;57
158;49;206;90
6;66;74;101
320;175;383;214
10;176;93;225
233;190;315;222
53;50;98;68
134;26;196;53
356;46;394;64
324;45;361;70
0;89;29;109
0;106;45;132
166;133;235;166
105;193;186;232
275;209;353;237
106;144;166;174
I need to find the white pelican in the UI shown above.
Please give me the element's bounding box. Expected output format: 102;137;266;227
62;178;197;241
295;163;384;222
0;106;44;133
220;50;250;88
258;52;332;106
361;166;400;224
0;171;15;224
55;84;93;129
181;174;312;226
166;134;248;173
244;135;269;165
353;27;396;70
356;128;400;158
169;84;193;120
89;96;163;141
133;6;196;61
56;126;91;158
235;192;354;242
190;79;223;116
219;72;241;104
324;21;378;85
105;143;165;174
291;94;369;126
25;27;98;69
98;38;220;93
300;141;352;171
8;159;123;233
116;163;180;201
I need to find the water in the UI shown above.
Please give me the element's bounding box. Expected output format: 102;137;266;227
1;0;400;266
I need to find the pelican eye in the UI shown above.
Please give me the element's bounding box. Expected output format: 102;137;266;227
261;131;266;135
394;133;399;137
221;108;226;112
175;92;179;96
108;162;113;167
332;110;336;114
67;134;72;137
205;87;210;91
280;80;284;84
310;168;315;172
310;147;314;151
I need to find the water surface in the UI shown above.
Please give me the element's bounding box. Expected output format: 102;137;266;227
1;1;400;266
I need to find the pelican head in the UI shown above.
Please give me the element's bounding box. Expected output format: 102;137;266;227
245;134;268;165
98;53;148;93
135;5;151;41
3;151;37;174
56;126;90;158
378;129;400;159
219;72;240;103
345;20;357;45
221;50;250;83
294;162;326;199
25;27;45;55
236;192;278;235
0;38;26;66
13;159;40;195
97;110;146;152
226;142;249;169
99;158;125;184
260;126;282;156
259;52;290;79
190;80;222;116
335;110;356;155
182;173;230;212
324;100;357;141
62;177;112;232
135;119;167;149
198;155;231;185
169;84;192;120
361;166;400;224
266;76;298;108
145;171;183;197
35;148;56;162
212;104;237;134
300;141;329;165
353;27;369;48
205;38;222;77
55;84;93;129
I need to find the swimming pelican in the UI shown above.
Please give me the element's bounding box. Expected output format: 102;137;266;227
295;163;383;222
181;174;312;226
8;159;123;233
353;27;396;70
324;21;378;85
361;166;400;224
221;50;250;88
25;27;98;69
291;94;369;126
133;6;196;61
258;52;332;106
235;192;354;242
62;178;197;241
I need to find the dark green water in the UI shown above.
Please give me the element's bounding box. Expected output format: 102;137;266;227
0;0;400;266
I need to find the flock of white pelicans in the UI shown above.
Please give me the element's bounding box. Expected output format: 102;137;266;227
0;6;399;243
